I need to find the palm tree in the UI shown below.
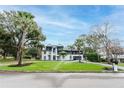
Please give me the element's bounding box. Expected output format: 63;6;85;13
59;51;67;61
67;45;75;61
86;34;101;62
74;38;84;62
0;11;46;66
74;35;87;62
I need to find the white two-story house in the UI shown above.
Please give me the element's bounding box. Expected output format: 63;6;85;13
41;44;84;61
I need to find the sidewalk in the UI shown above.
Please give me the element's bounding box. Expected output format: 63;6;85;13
1;73;124;88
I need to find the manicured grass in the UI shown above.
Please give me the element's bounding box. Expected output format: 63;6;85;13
0;57;34;64
0;57;15;63
0;60;108;72
118;63;124;66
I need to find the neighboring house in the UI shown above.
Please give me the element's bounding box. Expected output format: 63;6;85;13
97;48;106;59
41;44;83;61
97;47;124;61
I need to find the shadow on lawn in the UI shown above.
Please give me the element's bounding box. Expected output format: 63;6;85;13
103;67;112;71
8;63;33;67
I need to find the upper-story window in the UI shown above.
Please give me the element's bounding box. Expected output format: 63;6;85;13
46;47;52;51
53;48;56;53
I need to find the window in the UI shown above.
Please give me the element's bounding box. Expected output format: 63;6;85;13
53;48;56;53
46;47;52;51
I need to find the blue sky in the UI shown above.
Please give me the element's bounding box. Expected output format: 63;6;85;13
0;5;124;46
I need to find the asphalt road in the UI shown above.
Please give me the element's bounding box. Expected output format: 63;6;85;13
1;73;124;88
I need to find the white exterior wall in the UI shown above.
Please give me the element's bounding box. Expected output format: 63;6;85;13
42;52;84;61
41;45;84;61
61;54;84;61
42;46;59;61
51;47;53;60
63;55;71;60
55;47;58;60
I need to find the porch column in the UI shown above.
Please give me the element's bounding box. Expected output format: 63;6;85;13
51;47;53;60
55;47;58;60
41;51;44;60
46;51;48;60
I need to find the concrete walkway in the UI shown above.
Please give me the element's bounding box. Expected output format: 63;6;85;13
87;62;124;70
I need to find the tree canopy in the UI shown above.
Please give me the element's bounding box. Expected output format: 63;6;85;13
0;11;46;65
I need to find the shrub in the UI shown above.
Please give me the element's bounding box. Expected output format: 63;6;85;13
120;59;124;63
85;53;101;62
23;55;32;59
100;58;107;62
0;55;2;59
25;48;37;58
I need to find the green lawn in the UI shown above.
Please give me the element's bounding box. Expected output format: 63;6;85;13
0;57;15;63
0;60;108;72
118;63;124;66
0;57;35;64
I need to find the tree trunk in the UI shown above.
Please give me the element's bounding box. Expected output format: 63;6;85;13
16;31;27;66
97;54;100;62
105;47;111;64
16;49;19;61
106;56;111;64
3;50;6;59
79;50;81;63
17;49;23;66
16;47;23;66
36;47;41;59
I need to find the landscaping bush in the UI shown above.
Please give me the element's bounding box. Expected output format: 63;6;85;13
85;53;101;62
25;48;37;58
100;58;107;62
0;55;2;59
120;59;124;63
23;55;32;59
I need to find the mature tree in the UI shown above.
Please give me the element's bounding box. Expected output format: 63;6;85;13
67;45;75;50
86;34;102;62
0;27;15;59
90;22;114;63
74;38;83;54
30;41;45;59
107;39;124;71
109;39;124;60
25;47;37;58
86;34;100;51
74;39;84;62
0;11;46;65
74;35;86;62
67;45;75;60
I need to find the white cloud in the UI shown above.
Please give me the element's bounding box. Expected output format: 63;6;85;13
100;7;124;46
34;9;90;31
0;5;93;45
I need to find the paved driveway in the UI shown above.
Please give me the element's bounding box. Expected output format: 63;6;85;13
1;73;124;88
